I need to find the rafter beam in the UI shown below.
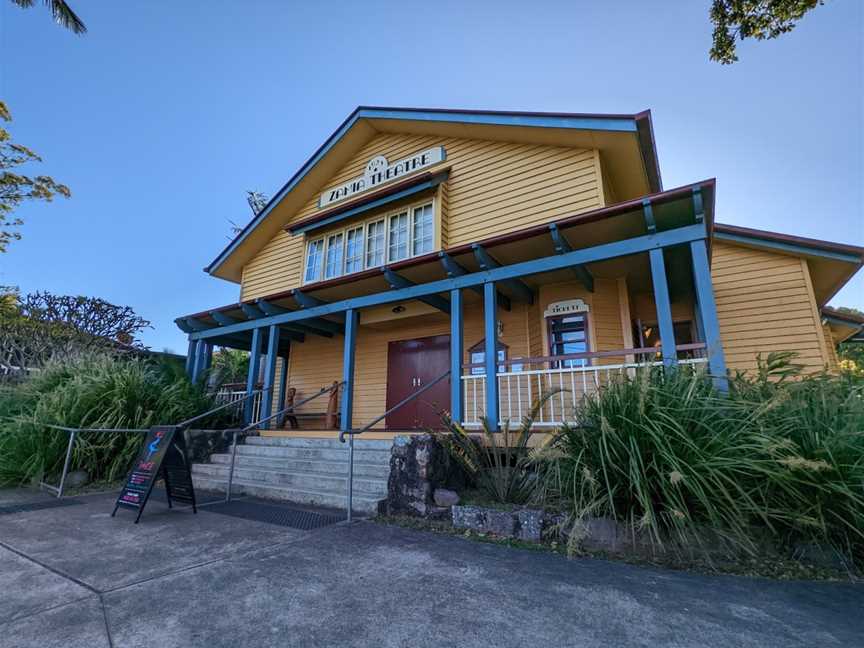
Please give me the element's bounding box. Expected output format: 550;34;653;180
183;317;212;332
292;290;346;322
471;244;534;304
642;199;657;234
382;268;451;313
214;307;303;342
211;311;241;326
256;299;341;336
438;252;510;311
548;224;594;292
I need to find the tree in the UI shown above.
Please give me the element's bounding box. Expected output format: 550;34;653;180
0;101;70;252
709;0;824;64
211;348;250;386
9;0;86;34
0;289;151;375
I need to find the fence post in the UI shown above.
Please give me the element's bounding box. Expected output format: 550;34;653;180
56;430;77;499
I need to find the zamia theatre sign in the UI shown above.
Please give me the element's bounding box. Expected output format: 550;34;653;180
318;146;446;208
544;299;590;318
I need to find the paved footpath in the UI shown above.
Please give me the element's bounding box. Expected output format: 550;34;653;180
1;489;862;648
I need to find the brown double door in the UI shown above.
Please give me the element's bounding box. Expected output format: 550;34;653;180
386;334;450;429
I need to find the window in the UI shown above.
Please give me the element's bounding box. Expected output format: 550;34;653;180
324;232;344;279
388;211;409;262
304;238;324;283
548;314;589;368
366;219;385;268
345;226;364;274
412;203;434;255
302;198;436;284
468;340;508;376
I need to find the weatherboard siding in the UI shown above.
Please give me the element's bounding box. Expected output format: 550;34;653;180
240;133;604;301
711;242;829;374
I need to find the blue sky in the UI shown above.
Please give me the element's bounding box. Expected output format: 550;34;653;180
1;0;861;353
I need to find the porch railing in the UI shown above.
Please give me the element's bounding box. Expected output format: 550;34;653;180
461;343;708;428
214;383;263;425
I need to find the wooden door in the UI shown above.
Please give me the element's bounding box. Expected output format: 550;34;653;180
386;335;450;429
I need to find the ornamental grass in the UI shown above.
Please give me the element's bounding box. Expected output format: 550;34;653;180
0;354;217;486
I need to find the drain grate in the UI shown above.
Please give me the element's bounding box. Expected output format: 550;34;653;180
0;498;82;516
203;499;342;531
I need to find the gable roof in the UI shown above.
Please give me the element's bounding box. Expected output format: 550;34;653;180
206;106;662;283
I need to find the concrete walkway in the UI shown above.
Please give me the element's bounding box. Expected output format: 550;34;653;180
1;489;862;647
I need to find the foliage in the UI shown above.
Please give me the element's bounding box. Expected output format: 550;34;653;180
0;354;219;486
0;101;70;252
0;289;151;375
9;0;86;34
533;354;864;568
709;0;824;64
211;348;249;386
438;393;557;504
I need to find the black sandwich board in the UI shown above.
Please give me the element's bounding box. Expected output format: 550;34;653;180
112;425;197;523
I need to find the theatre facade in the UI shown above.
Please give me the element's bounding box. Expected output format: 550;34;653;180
177;107;864;438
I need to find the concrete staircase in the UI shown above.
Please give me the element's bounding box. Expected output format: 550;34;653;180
191;436;393;514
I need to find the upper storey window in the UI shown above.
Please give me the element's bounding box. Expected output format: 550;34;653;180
303;199;435;284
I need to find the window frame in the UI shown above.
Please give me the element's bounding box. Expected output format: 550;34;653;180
546;313;591;368
301;197;436;285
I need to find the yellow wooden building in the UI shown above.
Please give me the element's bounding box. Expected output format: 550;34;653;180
177;107;864;439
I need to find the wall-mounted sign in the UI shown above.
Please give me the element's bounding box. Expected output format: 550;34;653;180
544;299;590;318
318;146;446;208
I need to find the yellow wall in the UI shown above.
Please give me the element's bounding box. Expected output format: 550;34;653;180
279;279;630;428
711;241;830;374
240;132;605;301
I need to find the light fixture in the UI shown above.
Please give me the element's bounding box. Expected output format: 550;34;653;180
392;305;406;314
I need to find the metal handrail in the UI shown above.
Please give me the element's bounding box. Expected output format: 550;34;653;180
176;388;269;430
339;369;451;524
338;370;450;443
220;381;344;503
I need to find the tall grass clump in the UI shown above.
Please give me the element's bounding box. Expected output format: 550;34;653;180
535;355;864;568
0;354;218;486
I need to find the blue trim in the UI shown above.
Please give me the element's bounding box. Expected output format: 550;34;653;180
548;223;594;292
206;107;640;276
714;232;863;264
184;317;210;332
256;299;340;336
383;268;450;313
189;225;708;341
288;172;449;236
483;283;499;429
340;309;359;432
293;289;327;309
438;252;510;310
472;244;534;304
244;328;263;424
276;352;288;427
690;240;728;389
260;325;280;425
185;339;195;377
450;288;463;424
649;248;677;367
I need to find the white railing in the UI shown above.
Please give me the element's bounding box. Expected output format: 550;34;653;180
461;345;708;428
214;386;262;424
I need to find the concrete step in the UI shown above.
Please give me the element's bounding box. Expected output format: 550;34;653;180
192;475;383;514
192;463;388;497
236;444;391;464
246;436;393;451
209;454;390;479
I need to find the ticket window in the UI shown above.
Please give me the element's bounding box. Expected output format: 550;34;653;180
547;313;589;368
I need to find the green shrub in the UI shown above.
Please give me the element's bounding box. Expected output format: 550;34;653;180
534;355;864;567
0;354;219;486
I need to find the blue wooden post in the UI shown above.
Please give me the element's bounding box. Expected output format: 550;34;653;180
191;340;209;383
276;353;289;428
483;282;499;429
202;343;213;381
340;309;359;432
185;338;196;377
690;239;728;390
649;248;677;367
450;288;463;425
260;325;280;427
244;328;263;424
